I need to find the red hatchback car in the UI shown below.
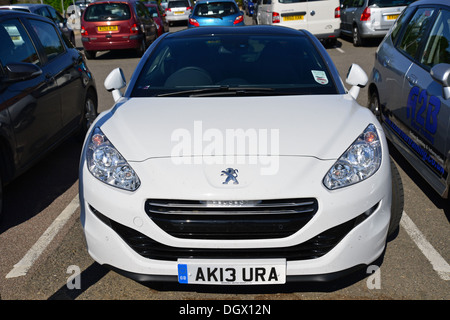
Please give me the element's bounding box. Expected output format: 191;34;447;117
81;0;157;59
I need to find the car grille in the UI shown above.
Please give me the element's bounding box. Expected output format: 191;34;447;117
90;205;359;261
144;198;319;240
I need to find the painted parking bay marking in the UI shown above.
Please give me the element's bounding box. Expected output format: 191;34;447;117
6;195;79;279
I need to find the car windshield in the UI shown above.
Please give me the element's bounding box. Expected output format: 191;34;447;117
132;33;338;97
83;3;130;22
193;2;239;17
368;0;415;7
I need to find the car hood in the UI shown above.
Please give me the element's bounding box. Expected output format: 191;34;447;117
99;95;378;162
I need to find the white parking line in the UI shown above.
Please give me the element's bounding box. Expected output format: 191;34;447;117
401;212;450;281
336;48;345;54
5;195;80;279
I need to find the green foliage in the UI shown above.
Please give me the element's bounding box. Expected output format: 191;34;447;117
43;0;76;13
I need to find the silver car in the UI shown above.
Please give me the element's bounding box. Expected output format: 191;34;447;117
368;0;450;199
165;0;193;25
340;0;414;46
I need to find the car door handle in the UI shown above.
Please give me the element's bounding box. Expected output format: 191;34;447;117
407;74;418;86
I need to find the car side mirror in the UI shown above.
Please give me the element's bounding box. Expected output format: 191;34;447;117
346;63;368;99
2;62;42;83
430;63;450;100
104;68;126;102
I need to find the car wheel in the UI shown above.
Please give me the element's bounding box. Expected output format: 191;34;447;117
85;50;96;60
70;33;76;47
0;167;3;223
368;90;381;121
80;90;98;138
137;38;146;57
352;25;363;47
388;158;404;237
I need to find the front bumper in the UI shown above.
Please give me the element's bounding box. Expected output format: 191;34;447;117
80;152;392;283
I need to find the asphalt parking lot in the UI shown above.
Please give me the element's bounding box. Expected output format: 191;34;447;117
0;16;448;303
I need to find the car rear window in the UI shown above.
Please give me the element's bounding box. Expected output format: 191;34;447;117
84;3;131;22
193;2;239;17
132;33;338;97
168;0;190;8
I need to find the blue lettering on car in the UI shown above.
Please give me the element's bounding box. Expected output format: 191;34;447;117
385;117;445;176
406;86;441;144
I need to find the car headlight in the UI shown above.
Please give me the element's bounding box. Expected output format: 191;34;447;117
323;124;382;190
86;127;141;191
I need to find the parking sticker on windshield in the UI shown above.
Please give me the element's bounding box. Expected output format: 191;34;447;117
312;70;328;85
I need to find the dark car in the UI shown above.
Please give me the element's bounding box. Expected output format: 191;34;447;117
145;2;169;37
0;3;76;46
368;0;450;199
0;10;98;219
81;0;158;59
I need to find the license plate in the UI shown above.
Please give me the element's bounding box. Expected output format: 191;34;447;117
97;25;118;32
174;11;185;15
177;259;286;285
283;15;304;21
386;14;399;20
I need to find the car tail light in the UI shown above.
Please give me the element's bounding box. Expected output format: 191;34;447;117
165;8;171;12
360;7;371;21
186;6;192;10
189;18;199;27
81;26;88;36
335;7;340;18
272;12;280;23
234;15;244;25
130;23;139;34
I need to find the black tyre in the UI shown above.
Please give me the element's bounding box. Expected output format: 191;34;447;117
79;90;98;139
85;50;96;60
0;168;3;223
368;90;381;121
352;25;363;47
388;158;404;237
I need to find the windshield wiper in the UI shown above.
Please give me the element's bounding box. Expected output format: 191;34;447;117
156;86;275;97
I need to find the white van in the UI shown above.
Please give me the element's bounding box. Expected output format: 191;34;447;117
255;0;340;43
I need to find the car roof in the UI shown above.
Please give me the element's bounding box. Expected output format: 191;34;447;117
0;3;47;9
0;9;42;18
409;0;450;7
195;0;237;3
89;0;139;4
165;25;308;39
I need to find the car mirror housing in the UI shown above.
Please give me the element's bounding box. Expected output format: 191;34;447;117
430;63;450;100
2;62;42;83
104;68;126;102
346;64;368;100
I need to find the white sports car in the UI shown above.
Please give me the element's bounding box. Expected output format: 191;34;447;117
79;25;403;285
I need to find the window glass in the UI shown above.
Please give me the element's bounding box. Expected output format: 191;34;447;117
84;3;131;22
36;7;52;20
47;6;65;25
0;19;40;66
132;34;338;97
279;0;306;3
29;19;64;61
194;2;239;17
390;6;414;43
420;9;450;67
397;8;435;59
168;0;190;8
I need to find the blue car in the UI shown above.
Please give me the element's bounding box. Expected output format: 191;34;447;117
188;0;244;27
243;0;254;16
